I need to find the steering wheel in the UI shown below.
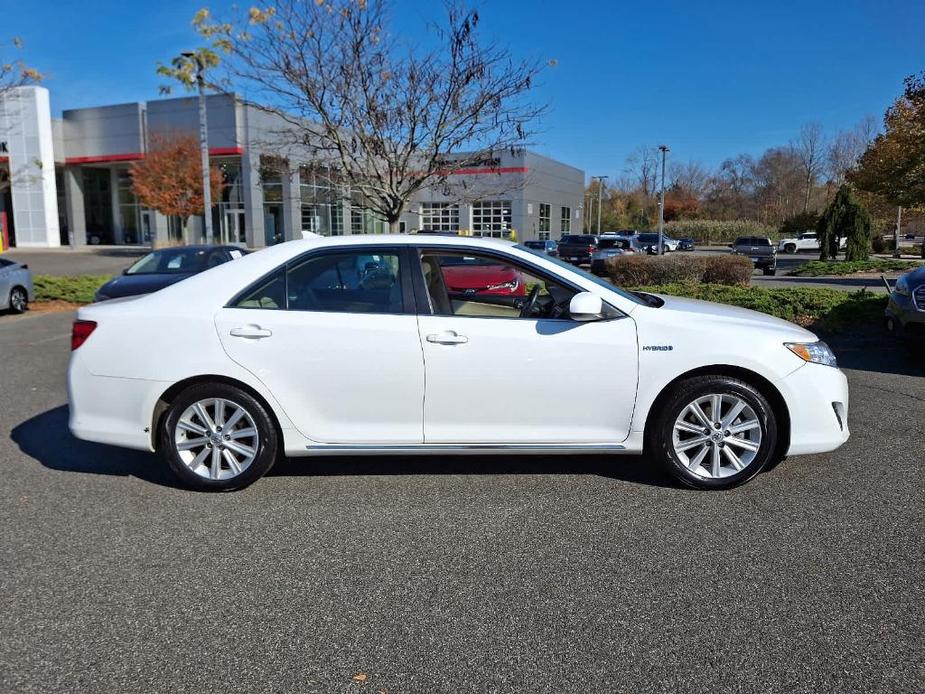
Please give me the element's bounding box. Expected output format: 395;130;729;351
520;285;542;318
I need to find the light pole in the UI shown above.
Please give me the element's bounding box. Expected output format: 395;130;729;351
592;175;608;234
657;145;669;255
183;51;213;245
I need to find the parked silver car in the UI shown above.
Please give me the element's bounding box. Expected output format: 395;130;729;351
0;257;35;314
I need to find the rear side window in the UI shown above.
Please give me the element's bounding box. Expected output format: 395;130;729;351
232;251;405;313
0;258;13;268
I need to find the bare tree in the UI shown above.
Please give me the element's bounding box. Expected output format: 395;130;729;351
668;159;709;198
790;122;826;212
827;115;878;184
190;1;545;230
624;146;659;197
0;38;42;202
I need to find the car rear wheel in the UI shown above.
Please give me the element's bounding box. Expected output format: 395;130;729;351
9;287;27;314
161;383;279;492
650;376;778;489
763;267;776;276
784;243;796;254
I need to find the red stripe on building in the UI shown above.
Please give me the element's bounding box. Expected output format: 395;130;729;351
447;167;528;175
64;146;244;165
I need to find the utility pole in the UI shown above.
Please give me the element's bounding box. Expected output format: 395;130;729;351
592;175;608;234
183;51;213;245
657;145;669;255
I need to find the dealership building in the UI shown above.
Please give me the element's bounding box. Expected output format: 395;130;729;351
0;87;584;249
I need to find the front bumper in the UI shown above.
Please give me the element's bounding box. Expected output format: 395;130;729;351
778;362;850;455
886;293;925;335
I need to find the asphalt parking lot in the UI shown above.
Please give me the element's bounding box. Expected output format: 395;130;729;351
1;310;923;693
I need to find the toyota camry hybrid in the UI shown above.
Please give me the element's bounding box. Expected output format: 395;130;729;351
67;235;849;491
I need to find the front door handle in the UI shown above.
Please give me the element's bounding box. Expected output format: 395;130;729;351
426;331;468;345
229;325;273;339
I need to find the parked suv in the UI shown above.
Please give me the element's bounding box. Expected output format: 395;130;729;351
885;267;925;338
778;231;846;254
731;237;777;275
523;240;559;256
556;235;599;266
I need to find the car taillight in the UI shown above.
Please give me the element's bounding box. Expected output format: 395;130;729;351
588;245;595;254
71;320;97;351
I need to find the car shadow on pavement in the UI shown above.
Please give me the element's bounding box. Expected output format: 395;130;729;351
827;336;925;378
10;405;180;488
269;453;679;488
12;406;679;489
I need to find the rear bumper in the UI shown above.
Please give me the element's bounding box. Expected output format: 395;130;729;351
67;352;164;452
778;362;850;455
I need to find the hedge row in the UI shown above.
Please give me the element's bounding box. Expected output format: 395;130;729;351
33;275;111;304
633;283;887;331
664;219;778;244
606;253;753;287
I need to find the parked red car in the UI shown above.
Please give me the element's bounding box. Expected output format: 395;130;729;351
439;255;526;296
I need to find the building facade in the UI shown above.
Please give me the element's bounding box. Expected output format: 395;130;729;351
0;87;584;249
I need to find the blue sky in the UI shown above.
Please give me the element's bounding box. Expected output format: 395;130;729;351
4;0;923;179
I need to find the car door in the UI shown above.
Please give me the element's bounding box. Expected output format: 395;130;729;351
214;246;425;444
413;247;639;444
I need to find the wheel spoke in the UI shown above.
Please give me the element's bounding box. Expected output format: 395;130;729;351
722;445;744;471
210;446;222;479
687;444;710;471
214;399;226;428
676;435;710;452
223;407;246;430
725;435;759;452
710;395;722;424
193;402;215;432
675;421;704;435
711;444;721;477
721;400;747;428
188;446;210;471
177;437;209;451
222;449;242;475
729;419;760;435
228;427;257;440
177;420;207;436
688;402;712;428
224;440;256;460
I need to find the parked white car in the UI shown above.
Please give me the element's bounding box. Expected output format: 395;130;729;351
68;235;849;491
778;231;846;254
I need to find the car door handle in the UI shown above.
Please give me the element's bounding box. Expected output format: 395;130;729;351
426;331;468;345
229;325;273;339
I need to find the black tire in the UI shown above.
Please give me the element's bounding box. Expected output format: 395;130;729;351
784;243;796;254
9;286;28;314
763;267;776;276
160;382;279;492
885;315;898;336
649;375;778;490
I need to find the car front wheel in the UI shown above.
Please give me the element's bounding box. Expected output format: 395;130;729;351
9;287;27;314
651;376;778;489
784;243;796;254
161;383;279;492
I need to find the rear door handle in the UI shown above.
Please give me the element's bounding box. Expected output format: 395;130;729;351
426;331;468;345
229;325;273;339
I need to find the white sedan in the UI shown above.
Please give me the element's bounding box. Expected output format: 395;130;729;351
68;235;849;491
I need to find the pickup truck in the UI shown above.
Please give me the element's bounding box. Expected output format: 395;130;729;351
731;236;777;275
556;234;599;266
778;231;846;254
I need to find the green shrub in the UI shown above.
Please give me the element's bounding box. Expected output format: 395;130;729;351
664;219;777;244
632;283;887;331
606;253;753;287
791;259;925;277
33;275;111;304
871;235;887;254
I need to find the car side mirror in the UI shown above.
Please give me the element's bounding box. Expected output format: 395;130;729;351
122;268;129;275
569;292;604;321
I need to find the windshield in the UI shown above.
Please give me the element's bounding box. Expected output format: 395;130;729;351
734;237;771;246
516;244;647;306
126;248;213;275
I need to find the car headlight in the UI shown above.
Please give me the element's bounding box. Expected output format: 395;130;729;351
894;276;911;297
785;341;837;367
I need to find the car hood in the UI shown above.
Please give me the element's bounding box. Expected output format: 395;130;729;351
96;273;194;299
650;293;817;341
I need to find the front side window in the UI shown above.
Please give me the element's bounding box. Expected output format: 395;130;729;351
419;250;577;320
126;248;210;274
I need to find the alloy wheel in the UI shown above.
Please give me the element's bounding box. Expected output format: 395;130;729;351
10;288;26;312
174;398;260;481
672;393;762;479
